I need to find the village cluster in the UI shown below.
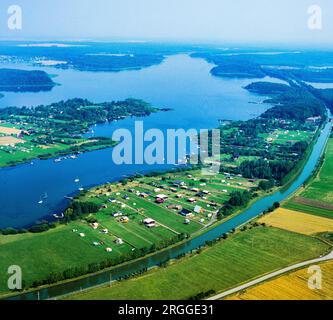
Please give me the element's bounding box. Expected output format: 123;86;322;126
68;170;259;255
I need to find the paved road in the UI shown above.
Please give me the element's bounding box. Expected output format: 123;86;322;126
207;250;333;300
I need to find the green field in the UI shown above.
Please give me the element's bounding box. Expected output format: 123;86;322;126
283;201;333;219
65;227;329;300
0;169;259;295
301;139;333;204
0;224;134;293
260;129;314;145
283;138;333;219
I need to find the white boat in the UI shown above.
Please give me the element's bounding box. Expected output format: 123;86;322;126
79;187;84;191
74;179;80;183
38;200;43;204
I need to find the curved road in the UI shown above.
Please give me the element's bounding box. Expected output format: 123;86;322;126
207;250;333;300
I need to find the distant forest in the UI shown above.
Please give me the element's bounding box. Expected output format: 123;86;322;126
0;68;56;92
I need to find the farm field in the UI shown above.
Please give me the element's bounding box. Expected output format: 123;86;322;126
65;227;330;300
0;136;24;146
0;224;134;294
78;169;260;237
283;201;333;219
0;169;260;295
259;208;333;235
260;129;314;145
283;139;333;219
300;139;333;205
228;261;333;300
0;125;21;135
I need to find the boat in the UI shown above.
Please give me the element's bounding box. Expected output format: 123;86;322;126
38;200;43;204
54;158;62;163
74;179;80;183
78;187;84;191
53;213;64;219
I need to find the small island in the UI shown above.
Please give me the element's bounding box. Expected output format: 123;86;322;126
0;98;157;167
0;68;57;92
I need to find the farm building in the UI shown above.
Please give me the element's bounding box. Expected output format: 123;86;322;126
194;205;204;214
91;222;99;229
156;194;168;200
180;208;193;217
119;216;129;223
112;212;123;217
173;180;186;187
143;218;156;228
115;238;124;245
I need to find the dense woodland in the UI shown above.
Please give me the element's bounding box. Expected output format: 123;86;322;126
0;68;55;92
245;82;328;121
0;98;157;137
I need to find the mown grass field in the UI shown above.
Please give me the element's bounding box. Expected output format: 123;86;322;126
78;169;260;245
259;208;333;235
282;138;333;219
229;261;333;300
260;129;314;145
283;201;333;219
0;224;134;294
300;139;333;205
65;227;330;300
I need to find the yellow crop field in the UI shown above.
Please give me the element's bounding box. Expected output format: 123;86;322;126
258;208;333;235
229;261;333;300
0;126;21;135
0;136;25;146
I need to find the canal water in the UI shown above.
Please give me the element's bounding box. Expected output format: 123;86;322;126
6;119;331;300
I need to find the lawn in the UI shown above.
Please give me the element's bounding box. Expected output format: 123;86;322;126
0;224;133;294
65;226;330;300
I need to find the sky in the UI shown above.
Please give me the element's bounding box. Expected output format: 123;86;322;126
0;0;332;45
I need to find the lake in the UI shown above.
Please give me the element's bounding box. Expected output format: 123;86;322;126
0;54;273;228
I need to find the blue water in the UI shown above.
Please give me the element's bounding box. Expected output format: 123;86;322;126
0;54;274;228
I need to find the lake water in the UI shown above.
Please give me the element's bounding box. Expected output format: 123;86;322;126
0;54;273;228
